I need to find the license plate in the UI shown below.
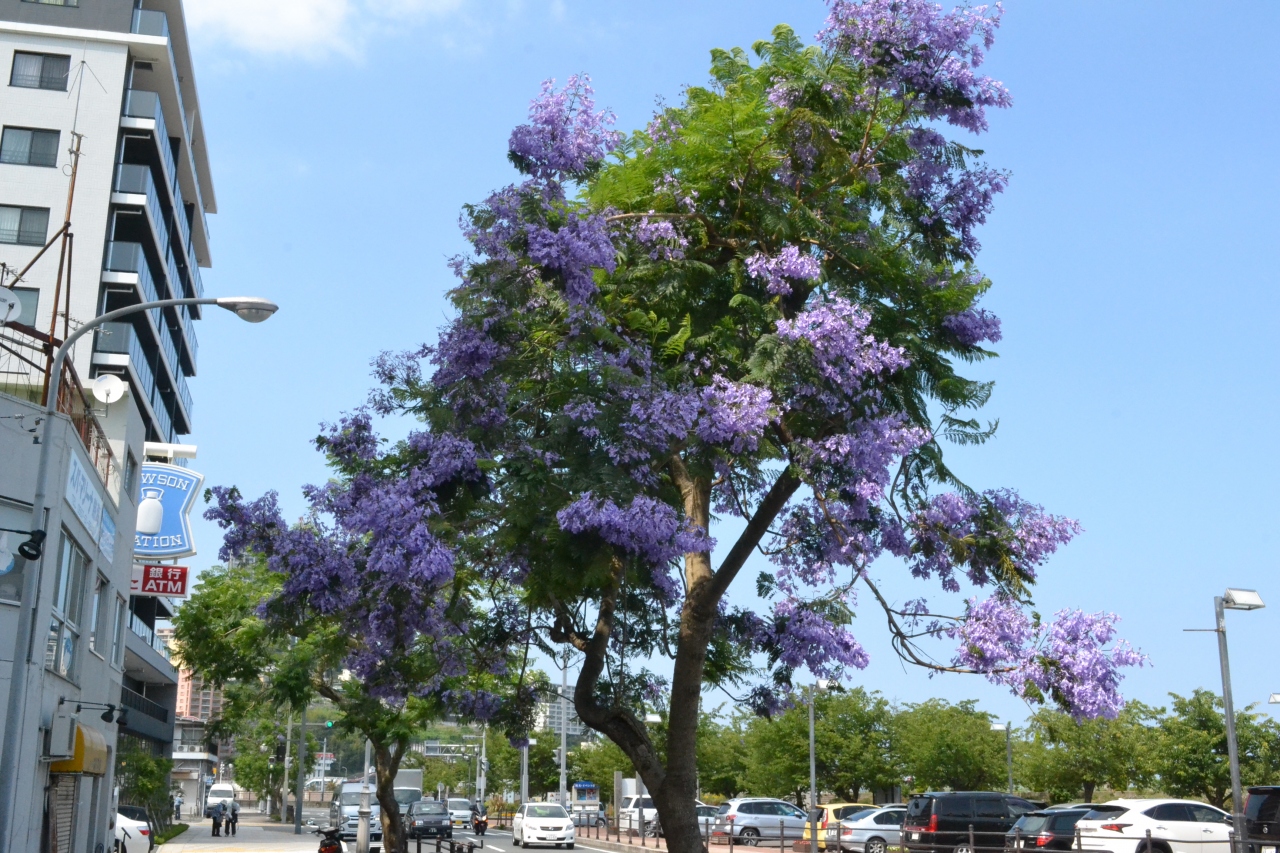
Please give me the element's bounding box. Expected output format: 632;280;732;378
910;833;920;841
1261;847;1275;853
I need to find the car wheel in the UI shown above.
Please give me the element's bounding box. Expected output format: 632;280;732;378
740;828;761;847
867;839;887;853
568;846;575;850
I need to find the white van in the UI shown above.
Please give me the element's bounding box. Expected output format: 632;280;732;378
204;783;236;817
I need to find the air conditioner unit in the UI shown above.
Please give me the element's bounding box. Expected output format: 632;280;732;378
46;711;76;759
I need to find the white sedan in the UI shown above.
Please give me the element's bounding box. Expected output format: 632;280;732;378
114;812;152;853
839;806;906;853
1075;799;1231;853
514;803;576;849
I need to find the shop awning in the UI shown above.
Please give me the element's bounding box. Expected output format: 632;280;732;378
50;723;109;776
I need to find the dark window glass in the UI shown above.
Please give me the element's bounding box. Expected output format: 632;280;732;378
1247;792;1280;822
1;127;59;166
1048;813;1087;832
1008;799;1038;816
1188;805;1228;824
0;206;50;246
1016;815;1050;834
717;804;731;815
975;799;1006;818
937;798;974;818
1083;806;1128;821
906;798;934;820
1145;804;1194;822
10;52;70;91
874;811;904;826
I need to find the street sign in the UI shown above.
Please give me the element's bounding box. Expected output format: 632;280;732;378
133;463;203;559
131;564;190;597
315;753;335;761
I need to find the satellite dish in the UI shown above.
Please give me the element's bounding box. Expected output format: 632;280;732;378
92;374;126;405
0;291;19;324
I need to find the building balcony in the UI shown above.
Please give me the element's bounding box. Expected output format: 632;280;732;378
131;8;169;38
92;321;186;441
105;241;197;375
119;684;174;744
113;164;201;302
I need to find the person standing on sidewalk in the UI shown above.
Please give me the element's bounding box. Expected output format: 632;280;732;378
228;800;240;836
173;793;184;821
211;801;225;836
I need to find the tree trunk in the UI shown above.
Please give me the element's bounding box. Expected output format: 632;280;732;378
1082;782;1095;803
374;740;409;853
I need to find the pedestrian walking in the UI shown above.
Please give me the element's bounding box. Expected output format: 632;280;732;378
211;801;225;836
228;800;240;836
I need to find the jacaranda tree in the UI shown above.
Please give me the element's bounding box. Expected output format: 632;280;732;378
207;3;1146;852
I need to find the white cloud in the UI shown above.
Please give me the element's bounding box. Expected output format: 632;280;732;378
184;0;468;57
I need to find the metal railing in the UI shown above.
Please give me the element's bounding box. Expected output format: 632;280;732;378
131;8;169;38
126;609;172;661
95;321;176;441
120;685;170;724
113;163;201;302
0;321;120;493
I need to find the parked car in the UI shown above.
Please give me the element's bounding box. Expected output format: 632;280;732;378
514;802;576;849
619;795;657;834
697;805;721;822
805;804;880;850
902;792;1039;853
1247;787;1280;853
839;805;907;853
114;812;151;853
408;800;453;839
1074;799;1231;853
713;798;810;845
1005;809;1090;851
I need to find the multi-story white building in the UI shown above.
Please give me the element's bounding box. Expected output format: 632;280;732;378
535;688;586;739
0;1;215;850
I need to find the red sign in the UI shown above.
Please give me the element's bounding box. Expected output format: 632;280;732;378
131;564;190;597
316;753;335;760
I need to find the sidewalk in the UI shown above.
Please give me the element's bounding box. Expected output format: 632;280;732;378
159;814;321;852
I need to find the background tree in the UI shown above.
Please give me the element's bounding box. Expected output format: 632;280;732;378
697;713;750;800
1020;702;1158;803
116;743;174;833
173;556;517;853
895;700;1005;792
1156;690;1280;808
570;738;636;803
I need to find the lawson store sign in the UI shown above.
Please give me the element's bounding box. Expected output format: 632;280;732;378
133;463;203;560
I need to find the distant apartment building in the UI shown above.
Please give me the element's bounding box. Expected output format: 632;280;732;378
0;1;216;850
535;688;586;739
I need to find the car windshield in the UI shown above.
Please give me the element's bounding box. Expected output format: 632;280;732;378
1049;813;1088;832
395;790;422;805
528;805;569;819
1082;806;1128;821
449;799;472;811
906;798;933;819
413;803;449;815
844;809;878;822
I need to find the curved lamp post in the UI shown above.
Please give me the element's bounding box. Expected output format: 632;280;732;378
0;295;277;853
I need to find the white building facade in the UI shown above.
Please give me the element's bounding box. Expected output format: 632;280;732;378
0;1;216;850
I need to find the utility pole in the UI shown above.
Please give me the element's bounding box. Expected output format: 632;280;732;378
282;713;293;822
479;726;488;805
294;708;307;834
520;740;532;804
559;652;569;807
357;739;372;853
808;685;818;853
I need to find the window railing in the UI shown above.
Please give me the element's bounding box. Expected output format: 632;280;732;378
123;90;180;200
96;321;175;441
102;242;192;408
120;685;170;723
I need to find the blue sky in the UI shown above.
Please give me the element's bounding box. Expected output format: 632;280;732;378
180;0;1280;727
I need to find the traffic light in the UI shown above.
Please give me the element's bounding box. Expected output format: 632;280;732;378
325;720;335;729
552;748;563;764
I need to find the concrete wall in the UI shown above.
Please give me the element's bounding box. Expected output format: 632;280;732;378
0;0;134;33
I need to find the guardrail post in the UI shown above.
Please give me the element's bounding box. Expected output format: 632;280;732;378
1014;828;1022;850
1146;829;1153;853
1075;827;1081;851
969;824;975;853
729;821;734;853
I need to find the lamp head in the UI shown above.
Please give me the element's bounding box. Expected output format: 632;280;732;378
116;709;129;727
100;706;116;723
215;296;278;324
17;529;45;561
1223;589;1265;611
990;723;1008;732
1270;694;1280;705
643;713;662;724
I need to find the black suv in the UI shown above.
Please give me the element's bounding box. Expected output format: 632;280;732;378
1005;809;1091;851
1246;787;1280;853
903;792;1039;853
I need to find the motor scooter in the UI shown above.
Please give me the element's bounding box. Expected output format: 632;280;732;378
313;825;345;853
472;812;489;836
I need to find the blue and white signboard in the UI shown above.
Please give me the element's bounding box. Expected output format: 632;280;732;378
133;463;204;560
65;453;103;541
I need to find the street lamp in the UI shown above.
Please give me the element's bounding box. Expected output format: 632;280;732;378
1216;588;1264;853
990;723;1013;794
809;680;831;853
1269;695;1280;705
0;294;278;852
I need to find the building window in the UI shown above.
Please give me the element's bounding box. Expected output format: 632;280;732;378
10;52;70;91
110;595;126;666
0;206;50;246
88;574;107;656
1;127;59;167
45;532;87;679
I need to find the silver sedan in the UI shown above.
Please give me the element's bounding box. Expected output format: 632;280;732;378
838;806;906;853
